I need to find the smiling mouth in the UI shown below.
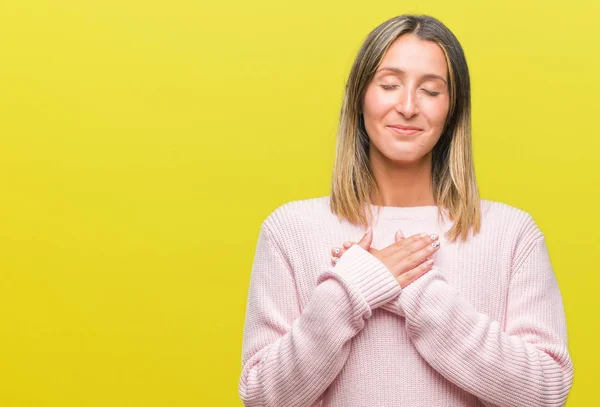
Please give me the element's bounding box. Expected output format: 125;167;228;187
387;126;423;136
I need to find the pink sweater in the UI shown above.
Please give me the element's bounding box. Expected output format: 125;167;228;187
238;196;574;407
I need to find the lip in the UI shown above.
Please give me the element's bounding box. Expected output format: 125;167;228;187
387;125;423;136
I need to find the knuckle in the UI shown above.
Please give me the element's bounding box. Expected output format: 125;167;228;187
403;269;416;280
405;253;421;268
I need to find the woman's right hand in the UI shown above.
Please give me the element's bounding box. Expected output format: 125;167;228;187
333;228;440;288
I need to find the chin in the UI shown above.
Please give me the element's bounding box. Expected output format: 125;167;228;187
370;139;433;164
384;153;425;164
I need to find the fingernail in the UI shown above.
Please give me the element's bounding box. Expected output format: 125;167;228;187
425;259;434;266
430;233;439;241
343;241;352;248
432;241;440;248
333;247;340;254
333;257;339;264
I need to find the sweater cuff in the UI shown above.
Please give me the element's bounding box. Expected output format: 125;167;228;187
332;244;402;310
399;266;449;321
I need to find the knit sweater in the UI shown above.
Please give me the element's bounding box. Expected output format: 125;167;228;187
238;196;574;407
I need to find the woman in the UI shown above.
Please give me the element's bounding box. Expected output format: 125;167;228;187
238;14;574;407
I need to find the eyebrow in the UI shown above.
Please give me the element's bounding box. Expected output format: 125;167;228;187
376;66;447;85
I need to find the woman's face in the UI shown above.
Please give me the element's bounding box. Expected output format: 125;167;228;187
362;34;450;165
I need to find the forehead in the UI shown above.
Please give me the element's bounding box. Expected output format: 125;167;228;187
378;34;448;79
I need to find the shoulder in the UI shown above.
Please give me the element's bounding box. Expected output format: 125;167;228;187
254;196;333;267
480;199;545;267
260;195;333;240
480;199;542;237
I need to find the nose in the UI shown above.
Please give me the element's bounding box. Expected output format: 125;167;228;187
395;88;419;119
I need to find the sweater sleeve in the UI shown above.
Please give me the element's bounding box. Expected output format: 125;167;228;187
238;222;401;407
399;234;574;407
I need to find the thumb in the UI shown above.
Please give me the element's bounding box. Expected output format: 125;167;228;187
357;227;373;251
395;229;405;242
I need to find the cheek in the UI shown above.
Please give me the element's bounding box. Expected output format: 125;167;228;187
363;88;394;116
422;98;450;128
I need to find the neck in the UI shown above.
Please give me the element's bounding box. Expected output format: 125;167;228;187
369;149;435;207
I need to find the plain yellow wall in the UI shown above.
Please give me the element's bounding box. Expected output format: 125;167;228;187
1;0;598;405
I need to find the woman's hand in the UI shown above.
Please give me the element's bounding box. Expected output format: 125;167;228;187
331;229;440;288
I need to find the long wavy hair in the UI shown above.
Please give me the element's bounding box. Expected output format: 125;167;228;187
329;14;481;243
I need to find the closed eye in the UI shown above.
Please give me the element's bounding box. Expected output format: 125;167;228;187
381;85;439;96
422;89;440;96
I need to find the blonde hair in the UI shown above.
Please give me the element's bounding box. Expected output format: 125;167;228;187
330;14;481;243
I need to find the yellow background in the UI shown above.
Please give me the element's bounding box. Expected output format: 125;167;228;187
1;0;598;405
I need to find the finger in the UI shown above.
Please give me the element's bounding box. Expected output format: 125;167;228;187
331;247;344;257
331;257;340;266
357;227;373;251
343;241;358;250
333;242;358;258
384;232;429;257
395;232;438;254
395;229;405;243
382;233;439;278
397;259;434;288
401;238;440;271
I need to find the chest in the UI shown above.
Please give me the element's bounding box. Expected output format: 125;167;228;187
288;221;513;322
